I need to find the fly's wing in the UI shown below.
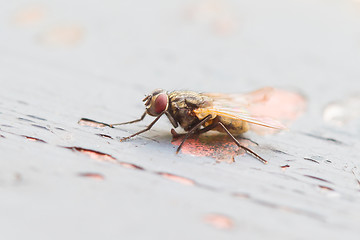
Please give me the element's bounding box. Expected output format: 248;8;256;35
204;87;275;108
201;87;306;132
194;107;287;130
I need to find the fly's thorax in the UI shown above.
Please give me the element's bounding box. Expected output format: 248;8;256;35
168;91;212;105
167;90;213;131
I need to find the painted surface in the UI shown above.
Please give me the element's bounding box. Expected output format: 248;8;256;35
1;0;360;239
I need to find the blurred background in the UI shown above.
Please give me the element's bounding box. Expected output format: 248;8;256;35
0;0;360;119
1;0;360;239
2;0;360;127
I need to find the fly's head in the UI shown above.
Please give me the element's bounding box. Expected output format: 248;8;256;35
143;89;169;116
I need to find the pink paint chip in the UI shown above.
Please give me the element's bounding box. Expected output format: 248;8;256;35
204;213;234;229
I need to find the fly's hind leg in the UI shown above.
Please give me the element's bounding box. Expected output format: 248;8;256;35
171;120;216;140
177;117;268;164
217;122;268;164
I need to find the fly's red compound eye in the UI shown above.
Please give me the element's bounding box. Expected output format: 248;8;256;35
154;93;168;114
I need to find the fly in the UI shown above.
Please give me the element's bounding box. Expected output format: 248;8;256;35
80;88;287;164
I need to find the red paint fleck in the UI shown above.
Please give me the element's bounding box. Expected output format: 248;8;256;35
78;118;110;128
184;1;236;35
23;135;46;143
204;214;234;229
281;164;290;170
66;147;117;163
172;133;254;162
158;172;195;185
305;175;332;184
303;157;320;164
96;133;113;139
39;25;84;47
78;173;105;180
232;192;250;199
65;147;146;171
119;162;144;170
12;4;46;26
319;185;334;191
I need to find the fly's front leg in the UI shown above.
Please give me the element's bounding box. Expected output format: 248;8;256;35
78;112;147;128
165;111;178;128
109;111;147;128
120;112;164;141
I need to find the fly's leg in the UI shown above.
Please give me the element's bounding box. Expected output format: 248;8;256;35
171;129;181;138
176;115;268;164
176;115;212;154
217;122;268;164
109;111;147;127
175;116;267;164
120;112;164;141
171;124;213;140
165;111;179;128
179;118;267;164
175;117;219;150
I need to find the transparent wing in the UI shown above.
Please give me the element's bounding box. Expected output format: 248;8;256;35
193;107;287;130
200;87;306;132
204;87;275;108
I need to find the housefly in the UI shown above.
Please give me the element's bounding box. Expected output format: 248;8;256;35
80;88;288;164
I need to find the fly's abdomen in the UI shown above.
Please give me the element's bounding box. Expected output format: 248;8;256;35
215;116;249;134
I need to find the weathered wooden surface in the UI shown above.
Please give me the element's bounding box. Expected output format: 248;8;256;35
1;0;360;239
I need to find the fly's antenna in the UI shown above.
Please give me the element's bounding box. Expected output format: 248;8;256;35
143;95;152;106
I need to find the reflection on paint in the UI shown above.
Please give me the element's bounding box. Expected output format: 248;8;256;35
323;94;360;126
